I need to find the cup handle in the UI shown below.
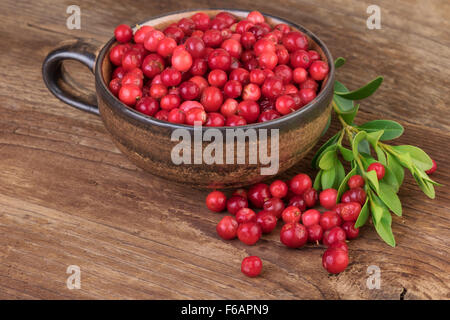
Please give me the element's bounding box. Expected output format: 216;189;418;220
42;40;100;115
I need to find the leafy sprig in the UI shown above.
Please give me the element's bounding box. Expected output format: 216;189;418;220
313;58;441;247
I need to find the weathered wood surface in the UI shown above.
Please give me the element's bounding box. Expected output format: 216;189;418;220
0;0;449;299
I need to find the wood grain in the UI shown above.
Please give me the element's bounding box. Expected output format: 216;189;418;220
0;0;449;299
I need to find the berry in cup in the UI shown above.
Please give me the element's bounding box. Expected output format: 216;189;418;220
109;11;329;125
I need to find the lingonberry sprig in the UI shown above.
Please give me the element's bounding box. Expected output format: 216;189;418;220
312;57;440;247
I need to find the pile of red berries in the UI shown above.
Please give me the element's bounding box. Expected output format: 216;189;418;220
109;11;329;126
206;162;392;277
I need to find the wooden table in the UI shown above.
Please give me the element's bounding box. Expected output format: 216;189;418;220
1;0;449;300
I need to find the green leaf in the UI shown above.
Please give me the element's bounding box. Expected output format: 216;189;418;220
319;150;337;170
338;146;354;161
357;120;404;140
375;147;387;165
334;76;383;100
341;104;359;125
391;145;433;171
313;170;322;190
412;172;436;199
311;132;340;169
366;130;384;149
358;139;371;155
387;153;404;186
381;165;400;193
394;149;414;169
365;170;380;192
354;196;369;228
333;81;355;113
334;57;346;69
378;182;402;216
334;160;346;189
321;167;336;190
370;193;396;247
351;131;367;159
337;167;357;200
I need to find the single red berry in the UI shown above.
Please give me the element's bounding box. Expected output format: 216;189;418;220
237;222;262;245
290;49;311;69
274;64;293;84
237;100;260;123
109;78;121;96
208;48;231;71
135;96;159;116
323;226;346;246
269;180;288;198
258;51;278;70
290;173;312;195
179;81;200;100
258;109;281;122
329;241;348;253
114;24;133;43
302;209;321;227
342;221;360;240
248;183;271;208
367;162;386;180
307;224;323;243
280;222;308;248
134;25;154;44
320;211;342;230
149;83;168;99
191;12;211;31
223;80;243;98
282;206;302;224
261;77;284;99
426;159;437;175
249;69;266;85
157;37;177;57
221;39;242;58
303;188;318;207
179;100;204;113
241;256;262;277
172;48;193;72
206;190;227;212
208;69;228;88
247;11;265;24
242;83;261;101
319;188;338;210
299;88;317;105
155;109;169;121
293;67;308;84
226;115;247;126
226;196;248;215
241;32;256;49
144;29;165;52
216;216;239;240
203;29;223;48
309;60;329;81
348;175;365;189
185;108;207;125
308;50;321;61
275;95;296;115
163;25;185;43
300;78;318;91
341;188;367;206
160;93;181;110
177;18;195;36
205;112;226;127
335;202;362;222
262;197;285;218
322;248;349;274
119;85;142;106
220;98;239;117
167;108;186;124
161;67;182;87
236;208;257;224
288;195;307;212
282;31;308;52
121;50;142;71
201;86;224;112
256;210;277;234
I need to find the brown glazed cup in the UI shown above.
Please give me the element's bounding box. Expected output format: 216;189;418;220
42;9;335;189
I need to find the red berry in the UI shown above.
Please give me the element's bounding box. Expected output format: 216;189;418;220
203;29;223;47
119;85;142;106
247;11;265;24
258;51;278;70
282;31;308;52
341;188;367;206
256;211;277;234
269;180;288;198
242;83;261;101
149;83;168;99
322;248;348;274
237;100;260;123
293;67;308;84
226;196;248;215
329;241;348;253
208;48;231;71
236;208;257;224
114;24;133;43
275;95;296;115
367;162;385;180
241;256;262;277
237;222;262;245
249;69;266;85
253;39;276;56
220;98;239;117
307;224;323;243
191;12;211;31
205;112;225;127
261;77;284;99
288;195;307;212
262;197;285;218
167;108;186;124
216;216;238;240
135;96;159;116
226;115;247;126
302;209;321;227
161;68;182;87
144;30;165;52
280;222;308;248
200;86;224;112
258;110;281;122
342;221;360;240
319;188;338;210
221;39;242;58
177;18;195;36
141;54;165;78
281;206;302;224
134;25;154;44
157;37;177;57
160;93;181;110
223;80;243;98
155;109;169;121
335;202;362;222
206;190;227;212
299;88;317;105
426;159;437;175
323;226;346;246
290;50;311;68
121;50;142;71
185;37;206;58
309;61;329;81
109;78;121;96
308;50;321;61
185;108;207;125
172;48;193;72
320;211;342;230
179;100;204;113
290;174;312;195
248;183;271;208
179;81;200;100
348;175;365;189
208;69;228;88
164;25;185;43
303;188;318;207
241;32;256;49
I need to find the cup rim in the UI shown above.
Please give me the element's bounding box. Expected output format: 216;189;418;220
95;8;335;131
